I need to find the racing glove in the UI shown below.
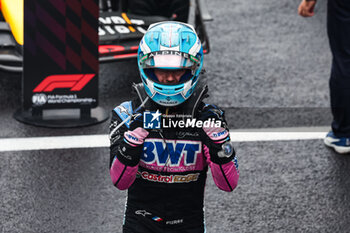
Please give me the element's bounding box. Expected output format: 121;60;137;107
117;127;149;166
111;112;149;167
198;104;236;164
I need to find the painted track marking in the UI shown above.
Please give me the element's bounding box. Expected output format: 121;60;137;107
0;126;329;152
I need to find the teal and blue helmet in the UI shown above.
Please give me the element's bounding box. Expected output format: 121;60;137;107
137;21;203;107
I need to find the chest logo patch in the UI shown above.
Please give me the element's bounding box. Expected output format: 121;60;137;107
141;139;201;167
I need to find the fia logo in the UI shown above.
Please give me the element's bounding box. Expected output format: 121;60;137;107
143;110;161;129
32;94;48;106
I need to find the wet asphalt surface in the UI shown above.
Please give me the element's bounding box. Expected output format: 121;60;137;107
1;0;350;232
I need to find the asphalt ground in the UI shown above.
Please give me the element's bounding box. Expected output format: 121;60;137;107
1;0;350;232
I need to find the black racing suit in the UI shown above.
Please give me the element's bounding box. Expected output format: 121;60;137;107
109;83;239;233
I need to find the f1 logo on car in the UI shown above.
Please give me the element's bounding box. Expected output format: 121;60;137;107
143;110;161;129
33;74;96;92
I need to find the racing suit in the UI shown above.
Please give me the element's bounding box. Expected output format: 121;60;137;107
109;83;239;233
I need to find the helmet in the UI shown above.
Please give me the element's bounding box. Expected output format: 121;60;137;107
137;21;203;107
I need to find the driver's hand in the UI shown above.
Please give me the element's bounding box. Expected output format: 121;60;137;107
197;105;235;164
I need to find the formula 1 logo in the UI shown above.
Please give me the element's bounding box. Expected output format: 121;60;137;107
33;74;96;92
143;110;161;129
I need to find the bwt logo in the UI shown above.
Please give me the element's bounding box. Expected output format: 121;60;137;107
143;110;161;129
142;139;201;166
33;74;96;93
125;133;139;142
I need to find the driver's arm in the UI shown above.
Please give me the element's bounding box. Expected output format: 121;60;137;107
109;102;148;190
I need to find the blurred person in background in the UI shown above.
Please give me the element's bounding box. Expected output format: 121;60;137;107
299;0;350;154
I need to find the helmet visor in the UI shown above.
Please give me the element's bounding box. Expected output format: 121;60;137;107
140;51;200;71
144;68;193;84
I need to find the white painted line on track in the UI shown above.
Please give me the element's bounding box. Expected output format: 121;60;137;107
0;127;329;152
0;135;109;152
230;126;329;142
230;131;327;142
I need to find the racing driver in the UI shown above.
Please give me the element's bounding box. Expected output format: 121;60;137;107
109;21;239;233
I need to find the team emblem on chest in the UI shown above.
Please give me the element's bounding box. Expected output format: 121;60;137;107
141;139;202;167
